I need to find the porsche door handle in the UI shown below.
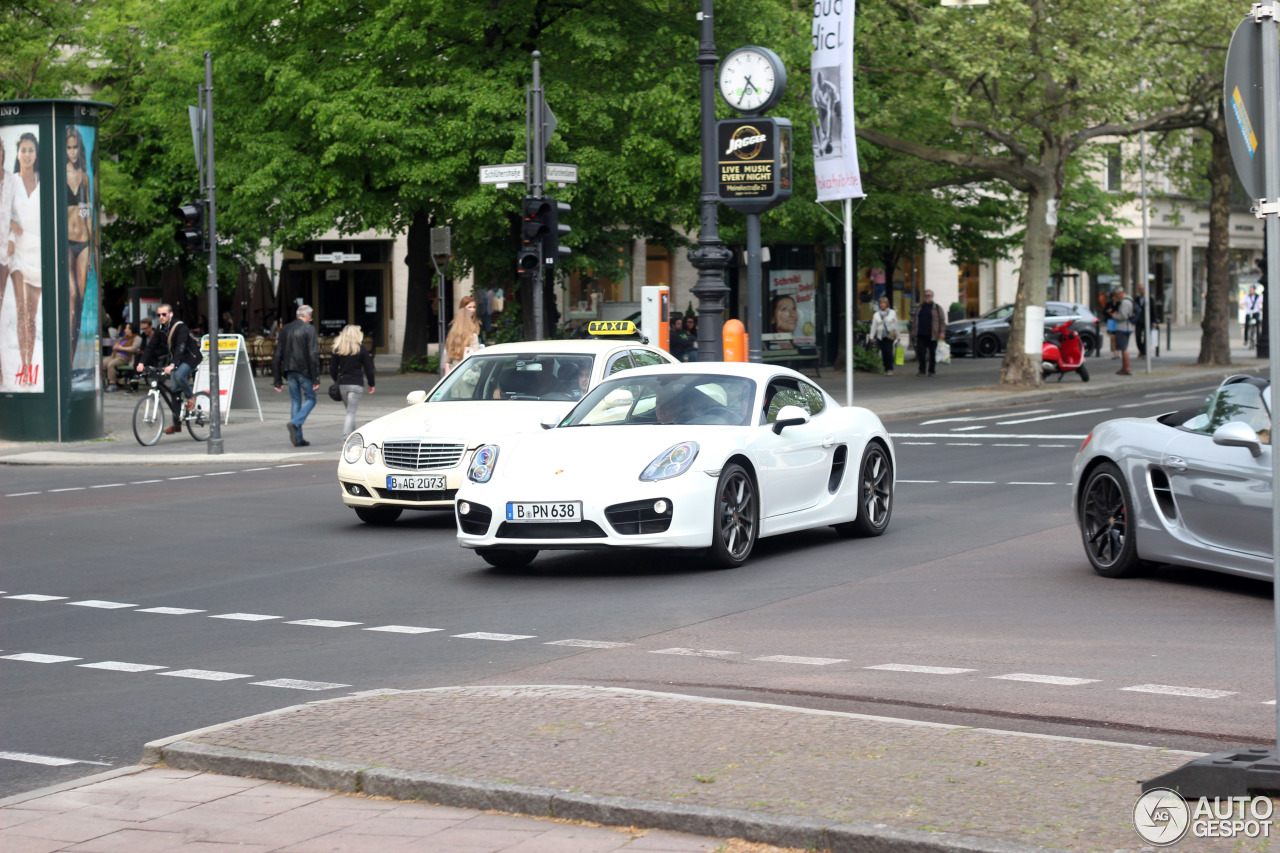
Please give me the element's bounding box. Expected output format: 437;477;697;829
1165;456;1187;472
822;436;835;448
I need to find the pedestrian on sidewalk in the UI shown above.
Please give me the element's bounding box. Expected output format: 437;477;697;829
272;304;321;447
1112;286;1135;375
909;289;946;377
1133;283;1149;358
330;324;376;443
443;295;482;374
1103;291;1120;358
1244;283;1262;345
102;322;139;390
869;296;900;375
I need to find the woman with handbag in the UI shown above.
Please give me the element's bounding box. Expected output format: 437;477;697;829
443;295;482;374
330;324;375;442
869;296;900;375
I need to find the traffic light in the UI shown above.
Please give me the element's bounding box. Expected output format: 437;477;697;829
517;196;549;275
172;202;205;252
542;196;571;266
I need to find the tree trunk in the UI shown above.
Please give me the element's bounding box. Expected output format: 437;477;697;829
999;170;1061;387
400;209;434;369
1198;114;1233;366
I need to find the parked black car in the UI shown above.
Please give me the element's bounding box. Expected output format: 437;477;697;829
945;301;1100;358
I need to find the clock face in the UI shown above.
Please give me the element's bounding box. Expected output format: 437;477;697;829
719;47;784;114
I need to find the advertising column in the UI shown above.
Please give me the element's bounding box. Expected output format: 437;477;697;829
0;99;110;441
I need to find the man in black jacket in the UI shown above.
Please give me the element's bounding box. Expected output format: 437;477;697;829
136;304;201;434
272;304;321;447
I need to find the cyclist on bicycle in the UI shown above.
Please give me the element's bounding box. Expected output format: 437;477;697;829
137;304;201;434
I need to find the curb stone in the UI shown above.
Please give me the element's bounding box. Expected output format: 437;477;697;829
160;741;367;794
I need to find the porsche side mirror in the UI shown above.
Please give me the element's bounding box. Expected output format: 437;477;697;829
1213;421;1265;458
772;405;810;435
406;390;428;405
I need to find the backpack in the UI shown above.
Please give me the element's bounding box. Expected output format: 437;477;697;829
168;321;204;366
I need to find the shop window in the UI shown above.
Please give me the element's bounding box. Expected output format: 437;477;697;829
568;246;634;309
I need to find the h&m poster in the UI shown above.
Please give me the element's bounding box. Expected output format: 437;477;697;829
0;124;43;392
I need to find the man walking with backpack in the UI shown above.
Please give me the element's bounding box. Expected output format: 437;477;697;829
136;304;203;434
272;304;321;447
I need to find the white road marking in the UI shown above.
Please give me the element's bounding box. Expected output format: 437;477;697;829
651;648;737;658
546;639;632;649
948;480;995;484
205;472;235;476
0;750;110;767
993;443;1029;447
866;664;974;675
3;653;82;663
753;655;848;666
1008;481;1057;486
78;661;167;673
252;678;350;691
243;467;272;472
130;480;163;484
5;492;39;496
365;625;444;634
209;613;280;621
168;476;200;481
6;594;67;602
921;410;1049;425
1121;684;1236;699
890;433;1087;440
48;487;85;492
946;443;982;446
286;619;363;628
898;479;939;484
276;463;303;468
137;607;205;615
452;632;536;641
951;426;987;432
992;673;1099;686
159;669;252;681
997;408;1111;425
899;441;936;445
68;600;136;609
90;483;125;489
1037;444;1069;448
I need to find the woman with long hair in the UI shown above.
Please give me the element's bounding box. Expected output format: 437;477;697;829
443;295;481;374
0;138;13;384
65;127;92;361
10;132;41;387
329;324;375;441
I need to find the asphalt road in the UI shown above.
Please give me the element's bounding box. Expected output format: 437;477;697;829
2;375;1276;798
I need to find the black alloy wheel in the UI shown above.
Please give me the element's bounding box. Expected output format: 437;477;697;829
710;463;757;568
1079;461;1141;578
476;548;538;569
976;335;1000;358
836;442;892;537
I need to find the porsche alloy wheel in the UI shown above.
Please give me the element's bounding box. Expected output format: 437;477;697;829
837;442;892;537
1079;462;1141;578
711;463;757;568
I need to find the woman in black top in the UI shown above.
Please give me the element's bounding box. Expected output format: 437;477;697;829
330;324;376;441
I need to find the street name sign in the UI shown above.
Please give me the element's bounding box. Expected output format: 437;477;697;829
480;163;526;186
546;163;579;184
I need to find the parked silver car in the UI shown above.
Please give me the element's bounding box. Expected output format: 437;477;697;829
945;301;1100;358
1073;375;1271;580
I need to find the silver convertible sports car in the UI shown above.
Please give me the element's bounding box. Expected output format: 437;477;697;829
1073;375;1272;580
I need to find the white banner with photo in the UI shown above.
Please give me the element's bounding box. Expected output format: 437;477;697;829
811;0;864;201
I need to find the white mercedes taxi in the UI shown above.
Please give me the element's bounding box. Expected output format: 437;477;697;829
338;336;677;523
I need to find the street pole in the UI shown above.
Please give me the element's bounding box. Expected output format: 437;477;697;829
687;0;732;361
529;53;545;339
746;214;761;362
1139;126;1151;375
844;198;854;405
203;51;223;454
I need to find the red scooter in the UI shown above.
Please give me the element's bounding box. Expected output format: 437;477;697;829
1042;319;1090;382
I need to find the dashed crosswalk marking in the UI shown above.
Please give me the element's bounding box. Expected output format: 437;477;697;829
866;663;974;675
651;648;737;658
78;661;167;673
3;653;82;663
0;750;110;767
159;669;252;681
252;678;351;691
365;625;444;634
992;673;1099;686
286;619;363;628
137;607;206;615
1121;684;1236;699
547;639;631;649
452;632;536;641
6;594;68;602
210;612;280;621
753;655;848;666
69;600;137;609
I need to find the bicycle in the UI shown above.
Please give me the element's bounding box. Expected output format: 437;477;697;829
131;367;212;446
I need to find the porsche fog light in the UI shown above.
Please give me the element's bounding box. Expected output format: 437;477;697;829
458;501;471;516
343;434;365;464
468;445;499;483
654;499;669;515
364;443;379;465
640;442;699;481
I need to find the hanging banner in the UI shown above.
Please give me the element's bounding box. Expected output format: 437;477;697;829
811;0;865;201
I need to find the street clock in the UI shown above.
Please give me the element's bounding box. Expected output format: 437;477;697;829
718;46;786;115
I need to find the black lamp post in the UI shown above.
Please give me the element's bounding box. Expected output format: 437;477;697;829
686;0;733;361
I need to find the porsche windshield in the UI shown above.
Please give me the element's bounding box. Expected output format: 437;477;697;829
428;353;593;402
561;374;757;427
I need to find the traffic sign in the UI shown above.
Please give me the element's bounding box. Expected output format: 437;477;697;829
479;163;526;185
1225;15;1267;200
314;252;361;263
546;163;578;184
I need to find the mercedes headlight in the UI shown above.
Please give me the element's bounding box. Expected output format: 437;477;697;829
364;443;379;465
468;445;499;483
640;442;699;481
343;433;365;464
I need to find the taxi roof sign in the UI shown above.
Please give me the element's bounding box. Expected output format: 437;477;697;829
587;320;638;336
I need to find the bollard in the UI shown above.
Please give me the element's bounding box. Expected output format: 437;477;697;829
971;321;978;358
723;319;747;362
1165;317;1172;351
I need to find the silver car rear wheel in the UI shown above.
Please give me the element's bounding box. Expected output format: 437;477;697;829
1080;462;1142;578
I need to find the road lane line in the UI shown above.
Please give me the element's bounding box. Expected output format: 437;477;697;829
890;433;1087;440
992;673;1099;686
992;443;1029;447
452;632;536;641
276;463;303;468
159;669;253;681
168;476;200;481
1119;395;1203;409
5;492;40;496
754;655;848;666
948;480;995;484
899;441;936;445
997;408;1111;425
946;443;982;446
78;661;167;673
547;639;632;649
365;625;444;634
921;410;1049;425
5;594;68;602
0;751;110;767
2;653;83;663
209;612;280;621
651;648;737;658
286;619;363;628
137;607;206;615
49;487;85;492
68;600;137;609
243;467;272;472
205;472;236;476
90;483;125;489
252;678;351;691
1008;481;1057;486
898;479;938;483
130;480;163;484
951;426;987;432
1121;684;1235;699
866;664;974;675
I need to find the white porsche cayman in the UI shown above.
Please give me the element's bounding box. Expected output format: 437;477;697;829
454;362;895;569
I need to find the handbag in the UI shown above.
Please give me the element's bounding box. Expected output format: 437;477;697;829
328;383;343;402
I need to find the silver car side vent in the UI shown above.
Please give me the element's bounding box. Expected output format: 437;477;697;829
1149;467;1177;522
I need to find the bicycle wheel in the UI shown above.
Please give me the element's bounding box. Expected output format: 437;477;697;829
132;393;165;446
186;391;212;441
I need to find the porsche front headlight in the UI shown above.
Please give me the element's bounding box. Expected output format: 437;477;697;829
468;445;499;483
640;442;699;481
343;433;365;464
